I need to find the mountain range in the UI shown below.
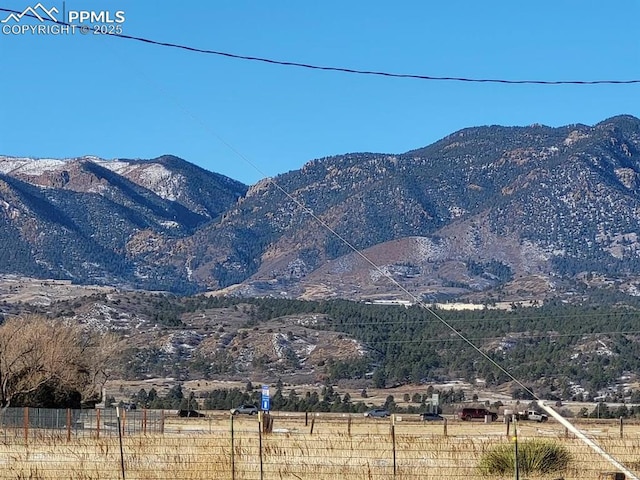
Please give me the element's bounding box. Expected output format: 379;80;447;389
2;114;640;303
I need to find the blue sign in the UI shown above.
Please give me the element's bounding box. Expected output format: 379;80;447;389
261;385;270;411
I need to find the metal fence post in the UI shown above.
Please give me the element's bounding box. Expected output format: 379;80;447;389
258;413;264;480
513;420;519;480
116;407;126;480
230;414;235;480
391;416;397;477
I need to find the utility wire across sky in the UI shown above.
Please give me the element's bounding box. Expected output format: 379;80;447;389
2;6;640;86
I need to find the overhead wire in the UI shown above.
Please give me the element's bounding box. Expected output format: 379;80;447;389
1;7;640;86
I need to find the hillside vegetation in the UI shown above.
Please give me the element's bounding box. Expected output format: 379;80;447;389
19;291;640;400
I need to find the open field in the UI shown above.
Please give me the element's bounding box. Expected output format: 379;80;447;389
1;412;640;479
0;275;115;305
107;377;513;410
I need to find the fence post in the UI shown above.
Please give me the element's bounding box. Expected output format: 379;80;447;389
620;417;624;439
263;412;273;434
513;420;519;480
143;409;147;435
96;409;101;439
506;416;511;437
116;407;126;480
443;417;448;436
305;411;308;426
66;408;71;442
1;408;5;443
347;416;352;436
391;415;397;477
230;414;235;480
258;413;264;480
310;418;315;434
160;410;165;435
24;407;28;445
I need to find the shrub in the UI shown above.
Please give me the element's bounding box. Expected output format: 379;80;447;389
479;439;570;476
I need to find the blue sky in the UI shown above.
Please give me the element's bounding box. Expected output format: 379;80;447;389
1;0;638;185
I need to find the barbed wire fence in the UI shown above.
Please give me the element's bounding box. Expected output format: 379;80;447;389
0;408;638;479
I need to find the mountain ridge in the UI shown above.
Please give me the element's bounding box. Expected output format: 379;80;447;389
2;114;640;301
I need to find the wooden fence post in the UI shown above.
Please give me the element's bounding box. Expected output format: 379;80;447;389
96;409;101;439
443;417;448;436
310;418;315;434
66;408;71;442
347;416;352;436
24;407;29;445
262;413;273;434
620;417;624;439
143;409;147;435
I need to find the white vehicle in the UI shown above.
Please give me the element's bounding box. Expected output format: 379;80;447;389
230;404;259;415
517;409;548;422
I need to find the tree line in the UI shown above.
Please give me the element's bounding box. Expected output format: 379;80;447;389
127;383;466;414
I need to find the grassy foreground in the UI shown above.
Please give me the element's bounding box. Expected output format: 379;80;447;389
0;416;639;479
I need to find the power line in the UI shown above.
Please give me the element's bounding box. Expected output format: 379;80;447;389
1;7;640;86
97;35;640;85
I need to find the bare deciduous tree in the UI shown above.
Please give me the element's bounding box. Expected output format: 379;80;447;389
0;315;118;408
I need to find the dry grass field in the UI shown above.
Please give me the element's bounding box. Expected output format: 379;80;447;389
0;413;639;479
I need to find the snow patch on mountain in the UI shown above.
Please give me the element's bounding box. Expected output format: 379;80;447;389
97;161;185;201
94;160;131;174
0;157;67;175
139;165;184;201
